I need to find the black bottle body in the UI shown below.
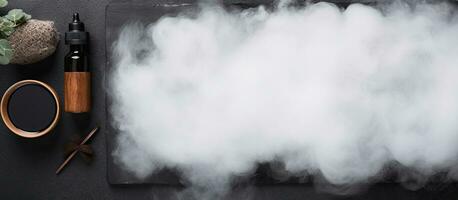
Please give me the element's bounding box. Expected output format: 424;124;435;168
65;45;88;72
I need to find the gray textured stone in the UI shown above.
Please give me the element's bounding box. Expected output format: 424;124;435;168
9;19;59;65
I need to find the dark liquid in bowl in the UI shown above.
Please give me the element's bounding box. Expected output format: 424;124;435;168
7;84;57;132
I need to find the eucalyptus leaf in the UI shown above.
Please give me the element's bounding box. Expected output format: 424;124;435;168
0;39;12;64
0;46;5;56
24;13;31;20
0;17;15;38
0;17;13;28
6;9;29;26
0;0;7;8
0;25;13;37
1;17;15;28
6;9;24;20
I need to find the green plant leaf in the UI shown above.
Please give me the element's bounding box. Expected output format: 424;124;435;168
0;0;8;8
0;17;15;38
0;18;14;28
6;9;30;26
24;13;31;20
0;26;13;37
6;9;24;21
0;17;14;28
0;39;13;64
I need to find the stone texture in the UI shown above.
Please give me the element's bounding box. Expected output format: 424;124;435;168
9;19;59;65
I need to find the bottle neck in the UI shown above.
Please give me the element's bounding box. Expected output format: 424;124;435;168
70;45;85;52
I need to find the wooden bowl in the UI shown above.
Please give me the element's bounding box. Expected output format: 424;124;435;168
1;80;60;138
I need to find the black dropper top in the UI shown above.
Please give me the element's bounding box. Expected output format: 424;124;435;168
65;12;88;45
69;13;84;31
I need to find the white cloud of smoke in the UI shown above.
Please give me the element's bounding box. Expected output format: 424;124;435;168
110;0;458;197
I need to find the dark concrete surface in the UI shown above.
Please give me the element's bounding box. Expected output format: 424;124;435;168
1;0;458;199
0;0;116;199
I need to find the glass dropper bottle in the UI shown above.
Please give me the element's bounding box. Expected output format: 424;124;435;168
64;12;91;113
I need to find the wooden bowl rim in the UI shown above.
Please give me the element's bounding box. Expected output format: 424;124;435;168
0;80;60;138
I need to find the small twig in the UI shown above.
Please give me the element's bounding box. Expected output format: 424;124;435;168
56;126;99;175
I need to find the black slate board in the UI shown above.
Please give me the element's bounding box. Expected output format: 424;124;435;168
105;0;458;185
104;0;389;185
